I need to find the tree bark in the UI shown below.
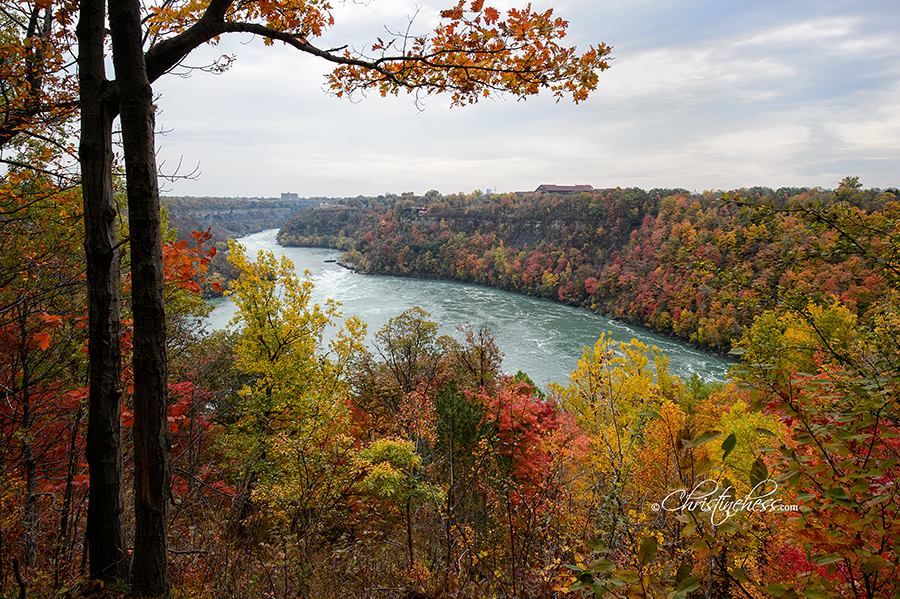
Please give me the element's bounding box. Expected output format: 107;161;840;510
76;0;128;582
18;305;37;569
108;0;170;594
406;497;414;570
55;401;83;587
506;491;517;599
445;433;455;587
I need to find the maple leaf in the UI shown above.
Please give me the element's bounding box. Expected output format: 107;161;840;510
29;332;52;351
39;313;64;326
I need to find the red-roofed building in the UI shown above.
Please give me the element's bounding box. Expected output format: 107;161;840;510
534;184;594;194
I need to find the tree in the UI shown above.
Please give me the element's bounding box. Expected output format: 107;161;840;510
0;1;75;152
108;0;172;591
221;240;365;595
734;299;899;597
375;307;441;394
0;166;87;589
77;0;129;581
357;438;442;571
70;2;610;591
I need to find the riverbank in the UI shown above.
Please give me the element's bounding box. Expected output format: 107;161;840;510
210;230;733;385
282;241;737;362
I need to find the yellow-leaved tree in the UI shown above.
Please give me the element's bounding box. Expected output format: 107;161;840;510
221;240;367;591
558;335;785;597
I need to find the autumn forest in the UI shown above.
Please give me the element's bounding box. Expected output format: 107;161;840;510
1;0;899;598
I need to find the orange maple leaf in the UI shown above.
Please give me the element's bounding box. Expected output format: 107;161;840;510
30;332;52;351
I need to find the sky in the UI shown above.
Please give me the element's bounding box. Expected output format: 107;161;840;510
152;0;900;197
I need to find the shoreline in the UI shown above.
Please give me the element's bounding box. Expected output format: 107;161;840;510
277;237;736;365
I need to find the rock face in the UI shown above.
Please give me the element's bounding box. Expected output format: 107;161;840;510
162;196;329;240
162;195;339;296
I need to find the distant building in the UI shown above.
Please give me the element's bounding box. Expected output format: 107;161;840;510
281;192;299;201
399;206;429;218
534;184;594;194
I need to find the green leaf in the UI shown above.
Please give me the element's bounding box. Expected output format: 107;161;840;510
813;554;843;566
675;576;700;593
686;430;721;448
600;576;628;589
588;558;614;574
721;432;737;459
861;556;888;574
750;457;768;489
618;570;640;583
849;482;869;494
866;494;890;507
717;520;739;534
638;536;657;566
730;568;750;582
826;487;849;500
675;561;692;583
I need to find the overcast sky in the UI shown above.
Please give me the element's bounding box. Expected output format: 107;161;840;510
152;0;900;197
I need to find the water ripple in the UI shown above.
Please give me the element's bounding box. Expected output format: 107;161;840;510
204;230;733;387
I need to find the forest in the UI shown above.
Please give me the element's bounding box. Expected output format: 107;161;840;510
1;0;899;597
162;196;329;297
278;184;897;352
4;172;899;597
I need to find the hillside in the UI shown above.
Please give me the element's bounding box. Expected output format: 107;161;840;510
162;195;330;240
278;184;896;351
162;196;339;293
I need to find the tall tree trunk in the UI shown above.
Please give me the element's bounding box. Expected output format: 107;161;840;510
19;305;37;569
406;497;414;570
21;398;36;570
76;0;127;582
108;0;170;594
55;401;84;587
506;491;518;599
445;434;455;588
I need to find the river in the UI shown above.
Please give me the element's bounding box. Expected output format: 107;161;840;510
204;229;732;387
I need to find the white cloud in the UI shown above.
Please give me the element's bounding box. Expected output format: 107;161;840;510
701;125;810;158
738;17;860;46
604;47;794;100
153;3;900;196
737;16;895;57
829;85;900;154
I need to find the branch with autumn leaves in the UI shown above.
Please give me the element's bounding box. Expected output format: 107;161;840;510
140;0;611;105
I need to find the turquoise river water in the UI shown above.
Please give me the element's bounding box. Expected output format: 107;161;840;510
204;229;732;387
